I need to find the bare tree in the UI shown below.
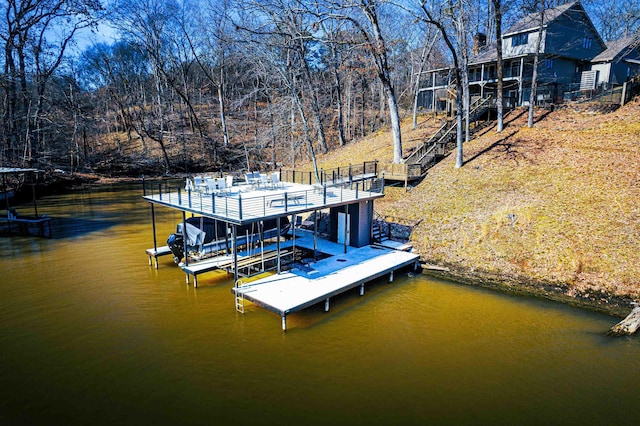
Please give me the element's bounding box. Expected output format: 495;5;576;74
414;1;465;168
411;28;439;130
523;0;553;128
492;0;504;132
310;0;404;163
1;0;103;164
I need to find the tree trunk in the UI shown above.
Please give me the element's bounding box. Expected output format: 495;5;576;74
493;0;504;132
528;6;545;128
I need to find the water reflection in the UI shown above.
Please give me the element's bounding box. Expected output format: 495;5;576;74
0;183;638;425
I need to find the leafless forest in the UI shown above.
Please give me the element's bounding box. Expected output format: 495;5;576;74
1;0;638;176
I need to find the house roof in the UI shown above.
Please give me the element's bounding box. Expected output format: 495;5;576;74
504;1;576;36
591;36;640;63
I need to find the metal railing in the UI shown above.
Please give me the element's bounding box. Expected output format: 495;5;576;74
280;161;378;186
142;175;384;222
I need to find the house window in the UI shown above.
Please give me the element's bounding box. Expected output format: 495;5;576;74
583;37;592;49
544;59;553;69
512;33;529;47
510;62;521;77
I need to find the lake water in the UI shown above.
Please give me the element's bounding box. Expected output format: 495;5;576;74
1;183;639;425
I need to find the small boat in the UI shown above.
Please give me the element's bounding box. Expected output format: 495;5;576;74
167;216;290;263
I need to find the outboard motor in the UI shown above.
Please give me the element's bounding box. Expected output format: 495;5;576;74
167;232;184;264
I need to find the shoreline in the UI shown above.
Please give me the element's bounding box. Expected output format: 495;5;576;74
420;262;634;318
12;174;635;319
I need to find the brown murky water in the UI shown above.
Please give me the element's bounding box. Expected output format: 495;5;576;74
1;183;639;425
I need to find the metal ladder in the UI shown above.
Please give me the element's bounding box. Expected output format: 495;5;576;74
235;279;245;313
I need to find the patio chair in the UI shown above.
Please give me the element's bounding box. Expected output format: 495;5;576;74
205;178;217;194
217;178;226;195
260;173;269;189
185;178;195;192
271;172;281;189
194;176;206;193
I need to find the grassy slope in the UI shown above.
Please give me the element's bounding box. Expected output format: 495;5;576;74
309;100;640;313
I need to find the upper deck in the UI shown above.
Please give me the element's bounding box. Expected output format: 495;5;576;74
143;173;384;225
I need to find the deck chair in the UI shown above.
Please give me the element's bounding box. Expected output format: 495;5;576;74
271;172;281;189
217;178;226;195
205;178;217;194
185;178;195;192
260;173;269;189
193;176;204;193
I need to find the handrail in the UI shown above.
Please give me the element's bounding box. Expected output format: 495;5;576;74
402;95;494;172
142;175;385;223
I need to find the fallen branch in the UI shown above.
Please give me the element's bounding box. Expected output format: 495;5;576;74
608;306;640;336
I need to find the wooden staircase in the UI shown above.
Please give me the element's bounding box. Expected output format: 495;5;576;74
372;220;389;244
403;96;493;175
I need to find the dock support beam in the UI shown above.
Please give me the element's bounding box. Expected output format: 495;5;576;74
325;298;330;312
360;283;365;296
282;315;287;331
150;204;159;269
389;270;394;282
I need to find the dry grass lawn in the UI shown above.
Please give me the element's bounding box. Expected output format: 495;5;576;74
308;100;640;311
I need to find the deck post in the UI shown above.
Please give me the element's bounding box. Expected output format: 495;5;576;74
360;283;365;296
151;204;158;269
276;216;281;274
325;298;330;312
233;224;238;284
182;211;189;267
343;205;348;254
389;270;394;282
282;315;287;331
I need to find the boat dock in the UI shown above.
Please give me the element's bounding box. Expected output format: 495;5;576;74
233;234;419;331
143;162;422;330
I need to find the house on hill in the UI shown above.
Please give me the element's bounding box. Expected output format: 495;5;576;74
417;1;640;111
590;36;640;87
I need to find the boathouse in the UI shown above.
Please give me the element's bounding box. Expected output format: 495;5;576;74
1;167;52;238
143;162;419;330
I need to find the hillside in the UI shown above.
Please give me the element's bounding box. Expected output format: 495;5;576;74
310;100;640;315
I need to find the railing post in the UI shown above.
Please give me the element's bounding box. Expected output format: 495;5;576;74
178;188;182;206
284;192;288;212
238;193;243;220
158;183;163;201
211;193;216;214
